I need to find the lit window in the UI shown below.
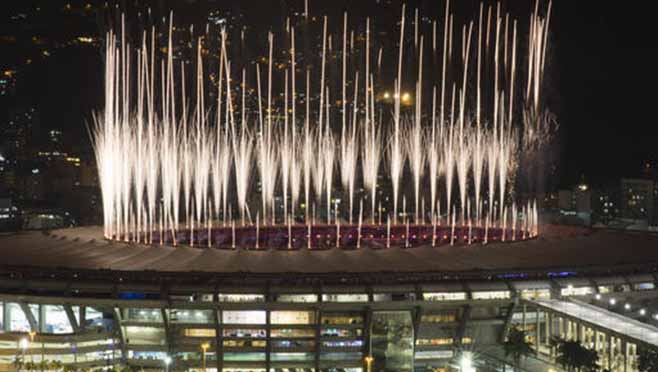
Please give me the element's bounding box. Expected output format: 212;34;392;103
222;311;266;325
271;311;315;325
218;294;265;303
520;289;551;300
561;286;594;297
276;294;318;303
472;291;511;300
184;328;216;337
169;309;213;323
423;292;467;301
321;294;368;303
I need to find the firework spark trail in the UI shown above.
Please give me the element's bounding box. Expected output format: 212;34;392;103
91;1;553;245
428;87;440;223
339;13;358;225
281;69;291;222
362;103;381;222
408;36;426;223
340;120;358;224
390;5;406;225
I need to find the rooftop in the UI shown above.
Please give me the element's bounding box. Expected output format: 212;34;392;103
0;225;656;282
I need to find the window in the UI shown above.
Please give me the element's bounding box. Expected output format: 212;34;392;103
270;352;314;361
415;350;454;359
184;328;216;337
423;292;467;301
222;328;266;338
223;352;266;361
276;294;318;303
170;309;213;324
271;311;315;325
7;303;30;332
131;351;168;360
321;328;362;338
223;339;266;348
321;294;368;303
320;352;362;361
472;290;511;300
123;308;162;323
421;313;457;323
270;328;315;338
321;314;363;325
322;340;363;347
560;286;594;297
633;282;655;291
416;338;453;346
218;294;265;303
124;326;166;345
222;311;266;325
43;305;73;334
520;289;551;300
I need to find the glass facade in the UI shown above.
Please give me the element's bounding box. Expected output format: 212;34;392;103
0;273;654;372
7;302;30;332
371;311;414;372
43;305;73;334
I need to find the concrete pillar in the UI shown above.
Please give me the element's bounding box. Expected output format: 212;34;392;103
608;335;614;371
535;307;541;353
545;311;551;346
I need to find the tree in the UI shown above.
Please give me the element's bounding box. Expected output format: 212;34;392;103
13;357;24;371
504;327;535;366
553;337;599;372
38;359;50;372
638;346;658;372
50;360;63;372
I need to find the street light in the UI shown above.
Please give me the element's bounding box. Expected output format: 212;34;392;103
164;355;172;372
200;342;210;372
364;355;374;372
460;352;476;372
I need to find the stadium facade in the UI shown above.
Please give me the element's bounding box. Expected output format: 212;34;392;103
0;226;657;372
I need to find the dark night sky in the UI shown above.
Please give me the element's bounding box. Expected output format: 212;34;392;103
1;0;657;189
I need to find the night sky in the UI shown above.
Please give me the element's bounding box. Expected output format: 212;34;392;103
1;0;657;189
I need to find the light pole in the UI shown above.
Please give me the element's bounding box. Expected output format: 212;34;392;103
19;338;29;372
28;331;36;364
164;355;172;372
364;355;374;372
200;343;209;372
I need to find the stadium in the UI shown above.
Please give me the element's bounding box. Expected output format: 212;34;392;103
1;225;657;372
3;1;657;371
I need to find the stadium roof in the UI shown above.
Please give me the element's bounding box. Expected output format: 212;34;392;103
0;225;657;279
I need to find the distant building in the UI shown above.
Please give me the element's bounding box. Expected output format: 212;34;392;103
0;196;21;231
591;186;620;225
620;178;655;224
557;179;591;226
